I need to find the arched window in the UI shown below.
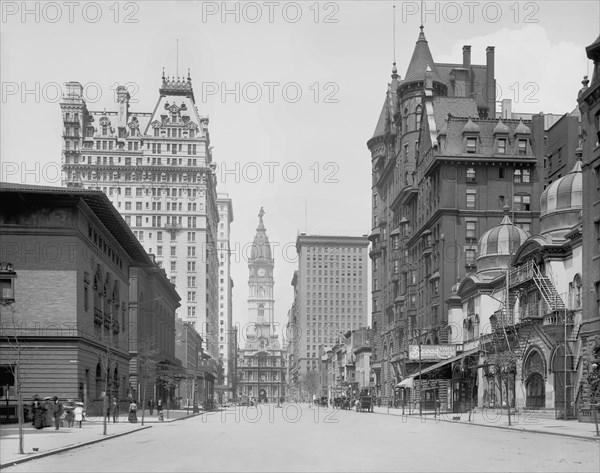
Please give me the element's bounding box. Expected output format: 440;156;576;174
570;274;582;309
258;304;265;319
415;105;422;130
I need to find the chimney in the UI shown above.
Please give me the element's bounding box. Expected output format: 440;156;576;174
486;46;496;118
463;45;471;69
501;99;512;119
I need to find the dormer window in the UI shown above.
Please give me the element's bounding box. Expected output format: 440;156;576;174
497;138;507;154
466;137;477;153
518;139;528;155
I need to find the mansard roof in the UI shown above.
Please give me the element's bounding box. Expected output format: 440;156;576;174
440;116;536;156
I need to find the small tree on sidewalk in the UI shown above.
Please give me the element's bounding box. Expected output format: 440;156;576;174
156;362;185;419
137;337;160;426
488;351;517;426
0;297;32;455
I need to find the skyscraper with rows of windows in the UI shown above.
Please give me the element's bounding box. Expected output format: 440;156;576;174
60;72;221;359
288;234;369;390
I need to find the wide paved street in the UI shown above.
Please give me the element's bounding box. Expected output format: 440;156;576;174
3;406;599;472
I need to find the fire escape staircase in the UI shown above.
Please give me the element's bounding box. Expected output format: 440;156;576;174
530;262;566;313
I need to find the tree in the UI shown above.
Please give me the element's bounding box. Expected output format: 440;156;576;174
300;370;321;401
487;351;517;426
0;298;32;455
137;337;160;426
155;362;186;418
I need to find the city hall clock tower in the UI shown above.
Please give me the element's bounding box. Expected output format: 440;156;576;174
248;207;275;341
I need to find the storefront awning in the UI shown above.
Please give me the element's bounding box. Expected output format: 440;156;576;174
406;348;479;380
396;377;414;388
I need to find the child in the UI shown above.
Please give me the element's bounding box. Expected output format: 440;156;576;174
74;403;84;428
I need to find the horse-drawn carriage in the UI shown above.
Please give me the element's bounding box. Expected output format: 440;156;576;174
355;389;374;413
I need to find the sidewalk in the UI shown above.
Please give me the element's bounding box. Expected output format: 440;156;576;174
0;409;201;468
372;405;600;441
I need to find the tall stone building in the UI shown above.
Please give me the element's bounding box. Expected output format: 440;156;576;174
368;27;547;400
289;234;369;394
216;193;234;395
60;72;220;358
237;209;285;402
577;34;600;420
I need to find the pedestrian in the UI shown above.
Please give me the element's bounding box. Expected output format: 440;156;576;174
51;396;63;430
128;400;138;423
74;402;84;428
65;402;74;428
112;397;119;423
31;395;43;429
43;397;53;427
148;398;154;415
157;398;163;421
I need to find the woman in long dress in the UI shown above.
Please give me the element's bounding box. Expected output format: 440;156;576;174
128;401;138;423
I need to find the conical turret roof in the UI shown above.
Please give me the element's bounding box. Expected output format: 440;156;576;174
404;26;443;84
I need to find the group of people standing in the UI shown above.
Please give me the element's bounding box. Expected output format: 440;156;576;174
31;395;165;427
31;395;84;430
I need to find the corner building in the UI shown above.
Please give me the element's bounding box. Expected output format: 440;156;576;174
368;28;546;401
60;72;220;358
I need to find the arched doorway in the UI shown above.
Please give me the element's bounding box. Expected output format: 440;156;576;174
523;349;546;408
526;373;545;408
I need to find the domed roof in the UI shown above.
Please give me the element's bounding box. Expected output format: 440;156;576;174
250;207;273;262
493;118;509;135
478;214;529;257
462;117;480;134
514;118;531;135
540;159;583;216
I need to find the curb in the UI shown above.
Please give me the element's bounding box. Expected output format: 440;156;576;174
0;411;203;468
371;409;600;442
0;425;152;469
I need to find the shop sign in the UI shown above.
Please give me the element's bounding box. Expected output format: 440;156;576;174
408;345;457;361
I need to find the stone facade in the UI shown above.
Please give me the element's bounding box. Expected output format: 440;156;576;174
60;72;220;359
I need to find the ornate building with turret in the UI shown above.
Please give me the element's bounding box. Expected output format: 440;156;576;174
237;209;286;403
368;26;549;403
60;72;221;359
447;154;583;418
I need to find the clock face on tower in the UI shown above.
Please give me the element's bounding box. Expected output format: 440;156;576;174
257;268;266;277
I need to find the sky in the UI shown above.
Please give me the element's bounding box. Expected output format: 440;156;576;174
1;0;598;337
